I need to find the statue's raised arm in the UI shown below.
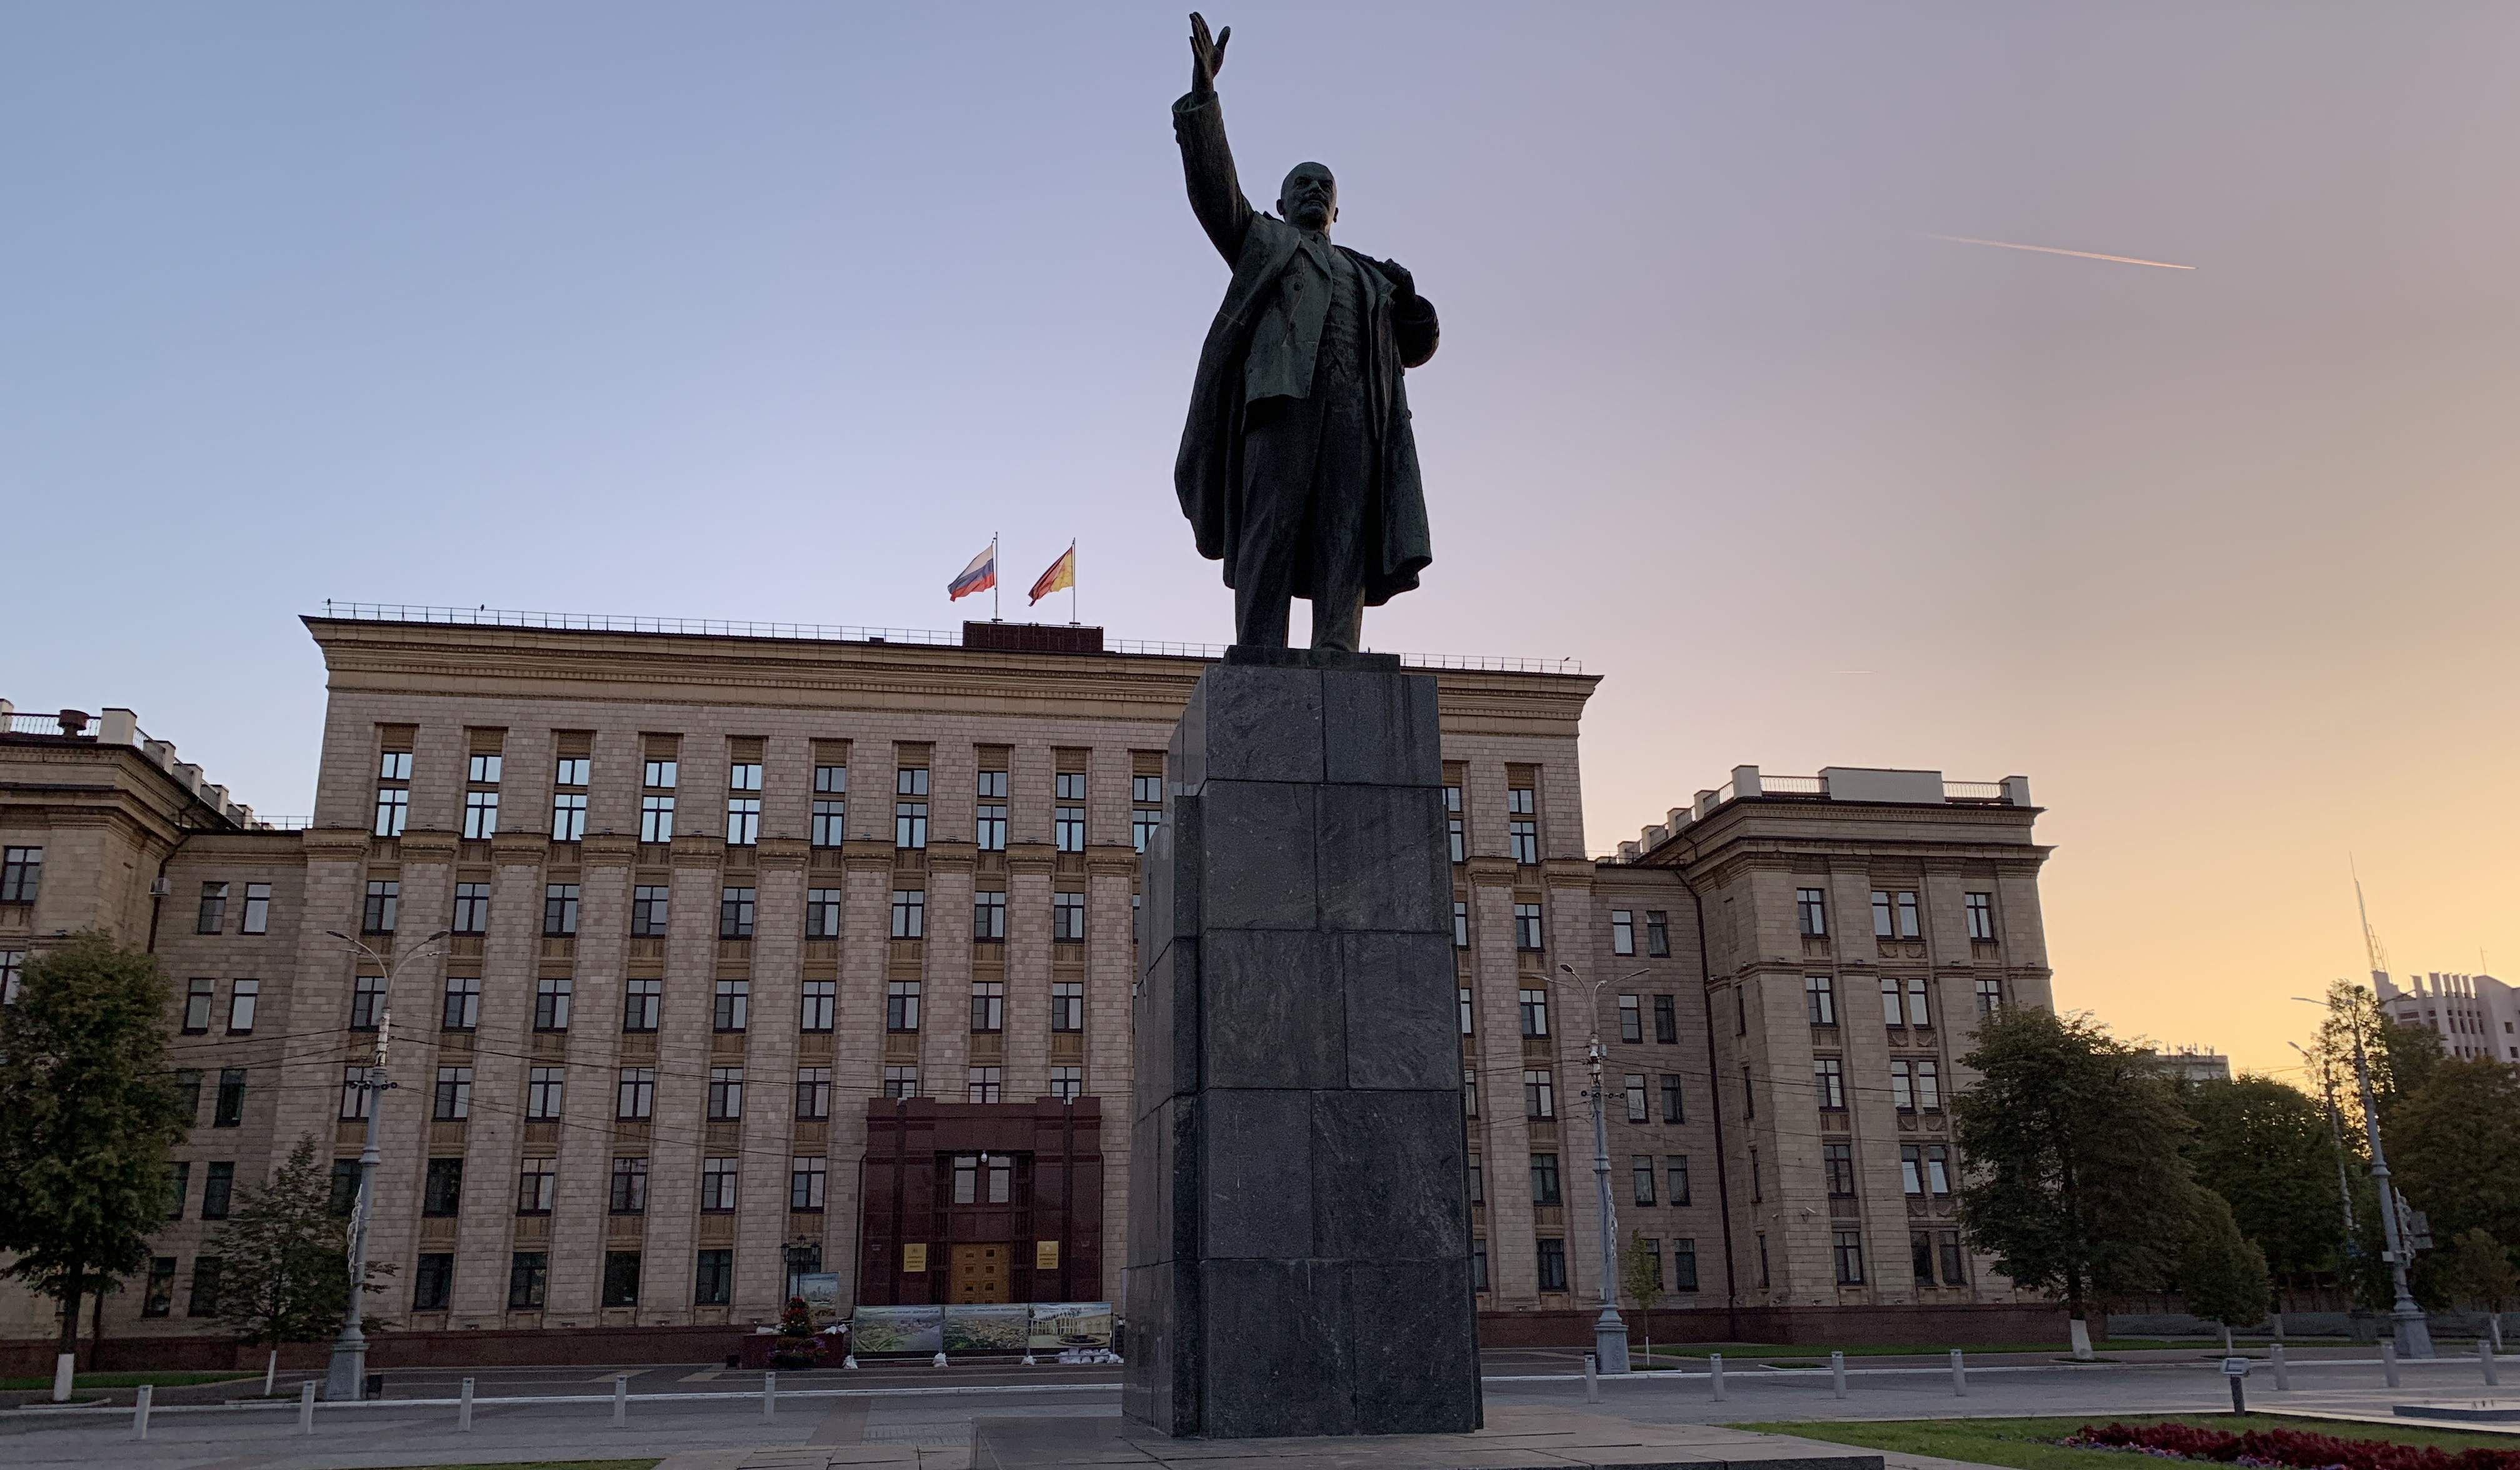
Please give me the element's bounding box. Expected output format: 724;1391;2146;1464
1188;11;1228;95
1176;14;1251;265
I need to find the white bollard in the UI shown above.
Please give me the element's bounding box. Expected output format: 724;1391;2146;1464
2272;1344;2290;1392
1710;1352;1726;1401
764;1370;778;1418
132;1384;152;1440
1831;1350;1846;1399
1584;1352;1600;1403
52;1352;75;1404
458;1376;474;1432
2383;1341;2401;1388
1951;1348;1967;1397
300;1378;318;1433
612;1374;628;1424
842;1354;859;1371
2485;1337;2501;1388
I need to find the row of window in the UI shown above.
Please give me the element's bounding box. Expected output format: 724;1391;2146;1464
394;1057;1088;1126
338;972;1091;1037
409;1153;829;1218
1809;1057;1944;1111
1796;887;1999;942
364;880;1104;943
193;882;274;934
1736;977;2006;1035
1441;784;1545;867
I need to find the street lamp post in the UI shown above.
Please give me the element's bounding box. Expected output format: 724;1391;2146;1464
1558;963;1650;1375
323;928;449;1402
2292;992;2432;1359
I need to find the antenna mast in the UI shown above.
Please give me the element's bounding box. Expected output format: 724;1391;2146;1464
2353;862;2389;987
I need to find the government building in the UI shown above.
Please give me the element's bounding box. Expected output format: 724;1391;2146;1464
0;606;2059;1370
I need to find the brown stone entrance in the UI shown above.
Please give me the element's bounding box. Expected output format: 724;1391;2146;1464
858;1097;1104;1306
950;1242;1011;1303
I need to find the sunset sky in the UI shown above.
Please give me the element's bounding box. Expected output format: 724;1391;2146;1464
8;3;2516;1082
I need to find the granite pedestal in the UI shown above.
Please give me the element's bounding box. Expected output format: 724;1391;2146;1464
1125;649;1481;1439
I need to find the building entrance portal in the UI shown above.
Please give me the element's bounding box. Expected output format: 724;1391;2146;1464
951;1242;1011;1303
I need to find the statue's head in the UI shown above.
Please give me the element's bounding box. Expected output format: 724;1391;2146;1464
1278;162;1337;232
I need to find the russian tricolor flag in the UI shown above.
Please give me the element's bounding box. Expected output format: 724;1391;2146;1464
948;544;996;601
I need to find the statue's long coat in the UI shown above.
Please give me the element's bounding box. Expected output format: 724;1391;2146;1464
1171;91;1439;607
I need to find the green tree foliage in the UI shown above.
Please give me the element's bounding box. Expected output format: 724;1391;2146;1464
1951;1008;2199;1334
2179;1188;2274;1332
208;1135;379;1349
2388;1058;2520;1252
2305;979;2444;1136
2450;1228;2518;1317
2179;1077;2347;1284
771;1295;825;1366
1622;1230;1666;1358
0;932;193;1362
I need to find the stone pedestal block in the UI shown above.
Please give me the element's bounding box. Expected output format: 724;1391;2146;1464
1124;649;1481;1439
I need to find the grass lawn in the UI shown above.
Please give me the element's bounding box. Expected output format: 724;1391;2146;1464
1637;1340;2329;1361
0;1370;256;1392
1731;1414;2520;1470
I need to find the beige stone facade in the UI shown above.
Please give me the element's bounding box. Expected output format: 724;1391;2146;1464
2;616;2062;1359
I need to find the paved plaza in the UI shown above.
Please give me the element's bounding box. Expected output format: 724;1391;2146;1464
3;1348;2514;1470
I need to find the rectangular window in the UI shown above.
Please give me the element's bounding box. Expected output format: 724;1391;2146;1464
432;1066;472;1120
143;1256;177;1317
462;789;500;841
1964;892;1995;941
728;761;762;792
0;948;23;1005
534;976;571;1032
0;847;42;904
694;1250;733;1306
214;1068;246;1126
1468;1158;1484;1202
1536;1237;1568;1291
174;1069;202;1122
1905;977;1931;1028
966;1066;1002;1103
644;758;678;790
1050;981;1084;1032
1610;909;1635;956
1638;1238;1663;1291
795;1066;832;1121
225;978;259;1034
1673;1238;1699;1292
554;757;590;788
1459;986;1474;1036
1833;1229;1865;1284
1513;903;1543;950
197;882;228;934
629;886;669;937
1806;974;1836;1025
1508;819;1538;866
1524;1069;1556;1119
802;888;842;940
700;1158;739;1212
1741;1066;1755;1119
1925;1144;1952;1196
815;764;848;794
714;979;750;1031
1661;1074;1685;1124
1891;1060;1914;1111
1666;1155;1691;1206
1050;1066;1083;1102
1472;1238;1489;1292
1871;890;1894;938
1618;992;1642;1042
188;1256;226;1316
1056;804;1086;852
374;785;409;838
1452;900;1469;949
1896;890;1922;938
1916;1059;1941;1109
1518;987;1549;1037
551;792;588;842
504;1251;548;1309
800;980;836;1033
1823;1140;1856;1196
1624;1072;1648;1123
886;981;921;1032
639;795;675;843
468;752;503;785
362;880;398;934
1976;977;2004;1016
791;1156;828;1211
1631;1154;1656;1206
1814;1057;1846;1110
450;882;489;936
895;770;929;849
972;888;1006;941
542;883;580;937
1912;1230;1936;1284
412;1253;452;1311
1529;1152;1561;1204
1052;891;1086;942
1132;805;1161;854
516;1162;556;1216
422;1158;463;1216
891;889;924;939
616;1067;655;1119
1463;1067;1479;1116
707;1067;744;1120
621;978;661;1032
229;879;268;934
610;1157;648;1214
603;1251;642;1307
1939;1232;1968;1285
442;975;481;1031
882;1065;918;1099
812;798;848;848
726;798;761;846
1444;785;1465;863
526;1066;564;1119
1796;888;1828;937
719;887;756;939
201;1161;236;1219
1654;993;1677;1043
1901;1144;1925;1196
346;973;384;1030
338;1065;374;1121
1880;976;1904;1027
969;980;1006;1033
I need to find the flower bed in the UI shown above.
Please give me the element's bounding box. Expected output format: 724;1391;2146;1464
2068;1422;2520;1470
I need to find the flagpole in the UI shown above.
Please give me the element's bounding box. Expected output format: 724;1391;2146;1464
1070;541;1079;626
992;532;1000;622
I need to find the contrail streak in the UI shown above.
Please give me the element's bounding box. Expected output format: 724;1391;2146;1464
1925;233;2194;270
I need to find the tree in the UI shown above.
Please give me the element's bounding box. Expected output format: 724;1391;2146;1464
0;932;193;1369
1951;1008;2199;1357
2449;1228;2516;1351
208;1135;386;1386
2304;979;2444;1135
2178;1188;2273;1351
771;1296;826;1369
1622;1231;1666;1366
2179;1076;2347;1293
2388;1059;2520;1252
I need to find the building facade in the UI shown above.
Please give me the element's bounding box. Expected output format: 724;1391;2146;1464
2378;971;2518;1063
1;610;2064;1366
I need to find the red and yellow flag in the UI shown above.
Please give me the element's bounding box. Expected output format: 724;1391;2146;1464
1028;544;1075;604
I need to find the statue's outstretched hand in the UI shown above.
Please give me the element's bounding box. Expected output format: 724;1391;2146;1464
1189;12;1229;95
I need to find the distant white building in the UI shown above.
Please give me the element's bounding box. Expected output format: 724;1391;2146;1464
2144;1047;2232;1084
2378;971;2519;1063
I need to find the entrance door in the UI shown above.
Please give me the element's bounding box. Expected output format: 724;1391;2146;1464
949;1242;1009;1304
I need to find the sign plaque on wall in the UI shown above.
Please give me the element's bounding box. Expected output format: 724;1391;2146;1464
902;1243;928;1272
1036;1240;1060;1270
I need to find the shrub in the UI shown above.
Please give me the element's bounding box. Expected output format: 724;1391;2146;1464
2068;1421;2520;1470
